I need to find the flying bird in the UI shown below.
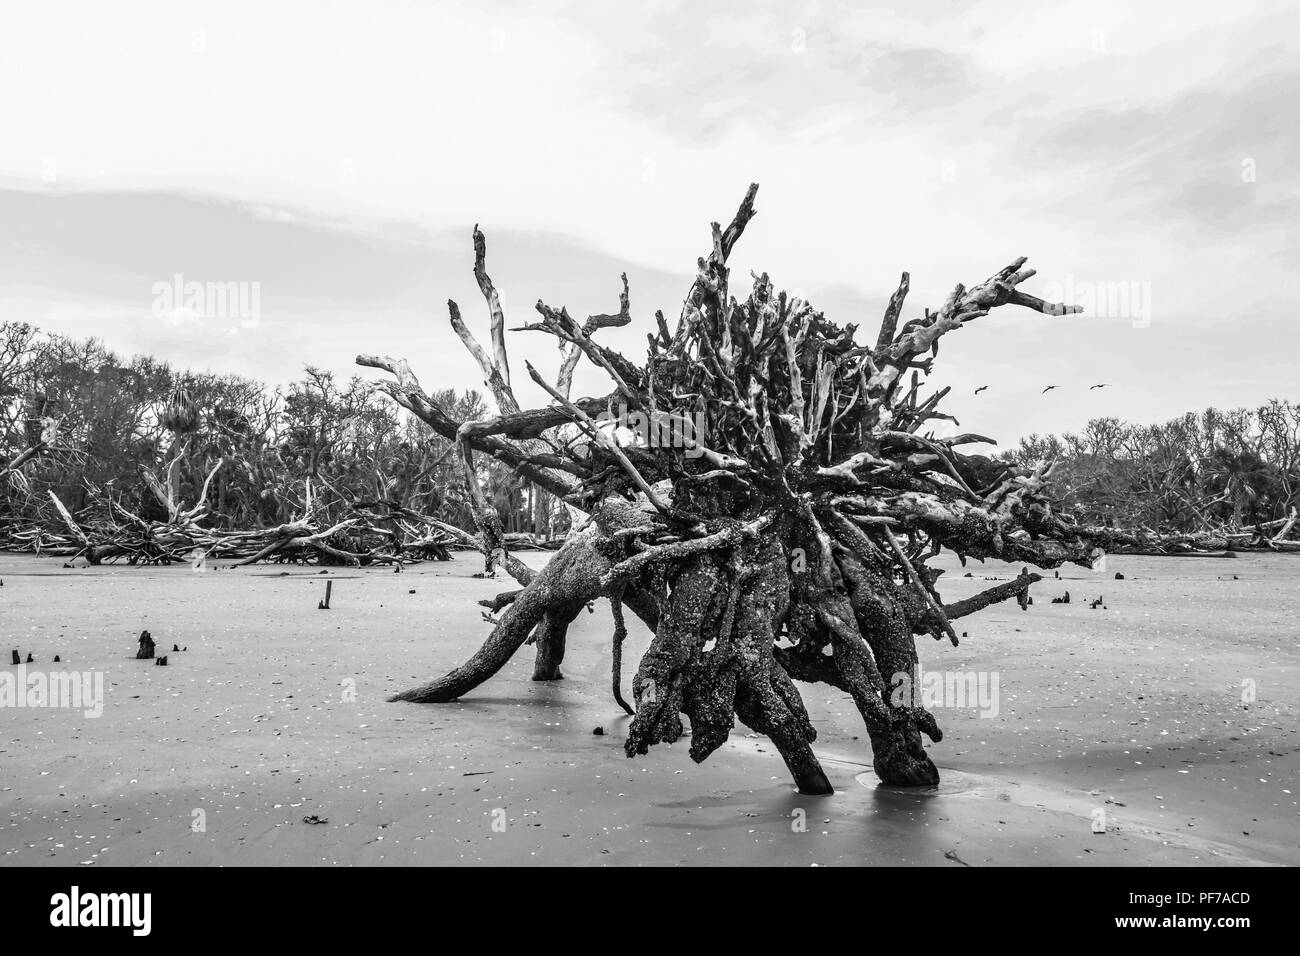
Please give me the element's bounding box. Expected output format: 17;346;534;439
1089;383;1110;390
1041;385;1059;394
974;385;989;395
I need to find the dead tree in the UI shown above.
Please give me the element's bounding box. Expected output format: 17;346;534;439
0;410;62;488
11;464;447;567
0;439;48;483
360;184;1170;791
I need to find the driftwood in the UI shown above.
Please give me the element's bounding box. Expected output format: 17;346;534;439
1062;510;1300;555
0;439;50;483
357;183;1193;793
2;470;458;567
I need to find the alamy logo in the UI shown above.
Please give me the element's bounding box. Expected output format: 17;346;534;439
0;665;104;718
591;403;708;459
890;665;1000;718
49;886;151;936
1037;274;1152;328
151;273;261;328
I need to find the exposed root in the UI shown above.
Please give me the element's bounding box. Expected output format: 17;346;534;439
371;183;1114;794
531;601;583;681
610;596;634;715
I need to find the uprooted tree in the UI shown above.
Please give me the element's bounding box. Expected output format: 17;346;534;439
360;184;1173;791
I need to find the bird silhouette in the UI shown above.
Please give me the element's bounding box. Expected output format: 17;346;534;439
1041;385;1059;394
974;385;989;395
1089;383;1110;390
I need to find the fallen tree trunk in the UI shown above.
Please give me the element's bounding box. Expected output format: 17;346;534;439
4;480;460;568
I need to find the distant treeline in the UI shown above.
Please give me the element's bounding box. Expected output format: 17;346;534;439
6;321;1295;541
0;322;563;536
1001;402;1300;532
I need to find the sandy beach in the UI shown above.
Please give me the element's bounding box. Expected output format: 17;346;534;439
1;550;1296;867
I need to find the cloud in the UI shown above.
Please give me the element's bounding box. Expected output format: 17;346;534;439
1021;61;1300;239
0;0;1296;448
0;187;704;402
0;188;435;307
586;4;981;143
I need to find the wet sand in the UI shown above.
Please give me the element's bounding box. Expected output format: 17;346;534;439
0;549;1296;866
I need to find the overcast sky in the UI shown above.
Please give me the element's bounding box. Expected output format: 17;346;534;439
1;0;1295;449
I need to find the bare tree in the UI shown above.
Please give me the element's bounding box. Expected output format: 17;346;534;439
356;185;1176;790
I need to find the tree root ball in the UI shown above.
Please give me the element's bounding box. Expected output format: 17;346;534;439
372;184;1113;796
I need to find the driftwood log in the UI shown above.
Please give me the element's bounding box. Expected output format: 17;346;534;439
398;189;1300;796
358;184;1215;790
2;460;456;567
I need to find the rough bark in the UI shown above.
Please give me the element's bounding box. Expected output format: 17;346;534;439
389;499;649;702
530;601;584;681
366;183;1138;794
